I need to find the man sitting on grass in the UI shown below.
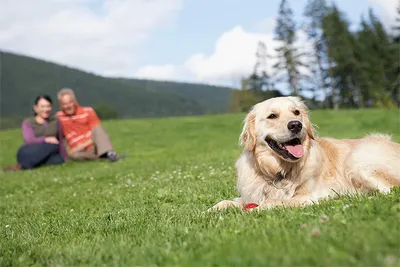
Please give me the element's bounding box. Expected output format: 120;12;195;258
56;88;126;162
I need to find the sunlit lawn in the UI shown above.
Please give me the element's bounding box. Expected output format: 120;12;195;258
1;109;399;266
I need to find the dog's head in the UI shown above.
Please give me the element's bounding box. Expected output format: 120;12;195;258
239;96;315;162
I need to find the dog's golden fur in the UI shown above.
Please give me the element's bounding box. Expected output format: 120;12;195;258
209;96;400;211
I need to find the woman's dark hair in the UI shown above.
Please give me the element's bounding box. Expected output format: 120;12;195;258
33;94;53;115
34;95;52;105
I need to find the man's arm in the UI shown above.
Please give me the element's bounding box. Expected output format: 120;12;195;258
68;139;93;154
86;107;101;130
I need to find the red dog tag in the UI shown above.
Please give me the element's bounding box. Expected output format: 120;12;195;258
244;203;259;210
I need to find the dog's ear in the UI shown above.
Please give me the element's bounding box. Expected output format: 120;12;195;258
295;98;315;140
302;110;315;140
239;113;257;152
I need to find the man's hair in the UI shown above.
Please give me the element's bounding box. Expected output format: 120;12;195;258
57;88;76;101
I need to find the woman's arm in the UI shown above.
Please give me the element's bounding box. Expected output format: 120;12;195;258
22;120;46;144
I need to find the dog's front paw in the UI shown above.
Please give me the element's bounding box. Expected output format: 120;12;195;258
207;200;242;212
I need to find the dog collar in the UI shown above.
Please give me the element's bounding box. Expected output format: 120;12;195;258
271;171;287;189
276;172;285;180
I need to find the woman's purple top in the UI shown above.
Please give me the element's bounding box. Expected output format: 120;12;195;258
21;116;68;160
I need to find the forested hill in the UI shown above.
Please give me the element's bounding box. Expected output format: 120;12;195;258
0;51;233;128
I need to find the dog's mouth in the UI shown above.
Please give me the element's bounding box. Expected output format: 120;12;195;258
265;137;304;160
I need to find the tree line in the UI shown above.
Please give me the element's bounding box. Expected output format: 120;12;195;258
230;0;399;111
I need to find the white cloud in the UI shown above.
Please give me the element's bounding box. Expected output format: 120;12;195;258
182;22;312;88
135;64;177;81
368;0;397;26
0;0;182;76
184;26;277;83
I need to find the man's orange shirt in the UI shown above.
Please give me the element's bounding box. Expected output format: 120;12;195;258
56;106;101;151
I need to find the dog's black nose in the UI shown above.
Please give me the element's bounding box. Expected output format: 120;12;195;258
287;120;302;134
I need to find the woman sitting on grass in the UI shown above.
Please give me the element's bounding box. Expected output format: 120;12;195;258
3;95;68;171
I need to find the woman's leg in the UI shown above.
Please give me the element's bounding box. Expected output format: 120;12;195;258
44;154;65;166
17;143;60;169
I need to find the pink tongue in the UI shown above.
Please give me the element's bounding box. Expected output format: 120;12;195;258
284;144;304;158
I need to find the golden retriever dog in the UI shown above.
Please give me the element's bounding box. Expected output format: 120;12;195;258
209;96;400;211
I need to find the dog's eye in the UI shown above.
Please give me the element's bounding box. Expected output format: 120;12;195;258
267;114;277;119
293;110;300;116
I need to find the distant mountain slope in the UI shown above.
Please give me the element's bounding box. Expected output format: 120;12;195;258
117;78;232;114
0;51;233;122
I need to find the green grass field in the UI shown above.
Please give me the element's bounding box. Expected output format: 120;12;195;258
1;109;400;266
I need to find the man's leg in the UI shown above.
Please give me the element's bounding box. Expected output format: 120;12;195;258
91;125;126;161
91;125;113;156
69;149;98;161
17;143;60;169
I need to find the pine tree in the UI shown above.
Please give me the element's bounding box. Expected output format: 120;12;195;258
322;5;363;108
244;42;274;92
247;72;261;91
391;1;400;105
363;9;397;106
254;41;275;92
273;0;308;96
355;17;381;106
303;0;331;108
393;0;400;42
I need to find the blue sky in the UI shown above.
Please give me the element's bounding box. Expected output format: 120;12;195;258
141;0;378;66
0;0;396;88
